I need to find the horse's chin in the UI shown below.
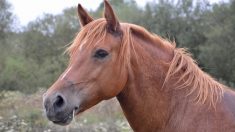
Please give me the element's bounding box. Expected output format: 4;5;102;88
52;118;72;126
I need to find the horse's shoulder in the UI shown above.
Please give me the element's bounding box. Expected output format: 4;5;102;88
221;88;235;119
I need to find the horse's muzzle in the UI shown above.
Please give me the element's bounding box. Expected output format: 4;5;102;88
43;92;76;126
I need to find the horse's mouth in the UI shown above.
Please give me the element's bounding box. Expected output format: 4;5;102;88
52;111;73;126
51;107;83;126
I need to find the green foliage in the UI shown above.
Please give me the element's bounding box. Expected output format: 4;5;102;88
0;0;13;36
141;0;209;59
0;0;14;74
0;0;235;93
199;1;235;85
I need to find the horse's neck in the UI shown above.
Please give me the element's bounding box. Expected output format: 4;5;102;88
116;69;171;131
116;35;175;131
116;59;207;131
116;33;227;131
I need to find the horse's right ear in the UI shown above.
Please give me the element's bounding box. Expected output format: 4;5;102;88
77;4;94;27
104;0;121;35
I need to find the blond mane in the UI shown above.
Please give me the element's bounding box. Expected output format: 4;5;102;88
164;48;224;107
67;18;224;107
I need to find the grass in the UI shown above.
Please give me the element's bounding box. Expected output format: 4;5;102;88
0;89;132;132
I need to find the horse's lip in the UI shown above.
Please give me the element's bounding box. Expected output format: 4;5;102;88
51;107;83;126
52;119;71;126
52;111;73;126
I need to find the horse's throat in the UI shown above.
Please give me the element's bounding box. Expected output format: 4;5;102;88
116;71;171;131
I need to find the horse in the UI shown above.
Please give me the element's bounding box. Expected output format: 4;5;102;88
43;0;235;131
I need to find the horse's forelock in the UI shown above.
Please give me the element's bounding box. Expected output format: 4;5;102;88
66;19;107;57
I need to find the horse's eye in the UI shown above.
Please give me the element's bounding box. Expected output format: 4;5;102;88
94;49;109;59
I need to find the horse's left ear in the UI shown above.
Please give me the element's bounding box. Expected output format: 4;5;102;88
104;0;121;34
77;4;94;27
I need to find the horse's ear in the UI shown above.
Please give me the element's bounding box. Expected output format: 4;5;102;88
77;4;94;27
104;0;121;34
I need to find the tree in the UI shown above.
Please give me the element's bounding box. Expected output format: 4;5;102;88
142;0;209;59
199;0;235;85
0;0;14;79
0;0;13;37
93;0;143;24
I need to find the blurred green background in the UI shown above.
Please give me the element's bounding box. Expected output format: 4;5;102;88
0;0;235;131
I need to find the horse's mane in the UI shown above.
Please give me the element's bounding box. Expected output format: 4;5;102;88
129;24;224;107
67;18;224;107
163;48;224;107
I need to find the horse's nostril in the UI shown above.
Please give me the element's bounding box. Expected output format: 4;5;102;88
54;95;65;109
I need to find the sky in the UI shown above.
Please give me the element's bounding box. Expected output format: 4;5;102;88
8;0;222;26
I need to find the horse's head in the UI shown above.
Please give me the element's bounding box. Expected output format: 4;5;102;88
43;1;128;125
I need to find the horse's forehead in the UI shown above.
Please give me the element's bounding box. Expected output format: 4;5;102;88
79;39;87;51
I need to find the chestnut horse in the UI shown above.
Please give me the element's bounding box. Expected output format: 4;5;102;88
43;1;235;132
